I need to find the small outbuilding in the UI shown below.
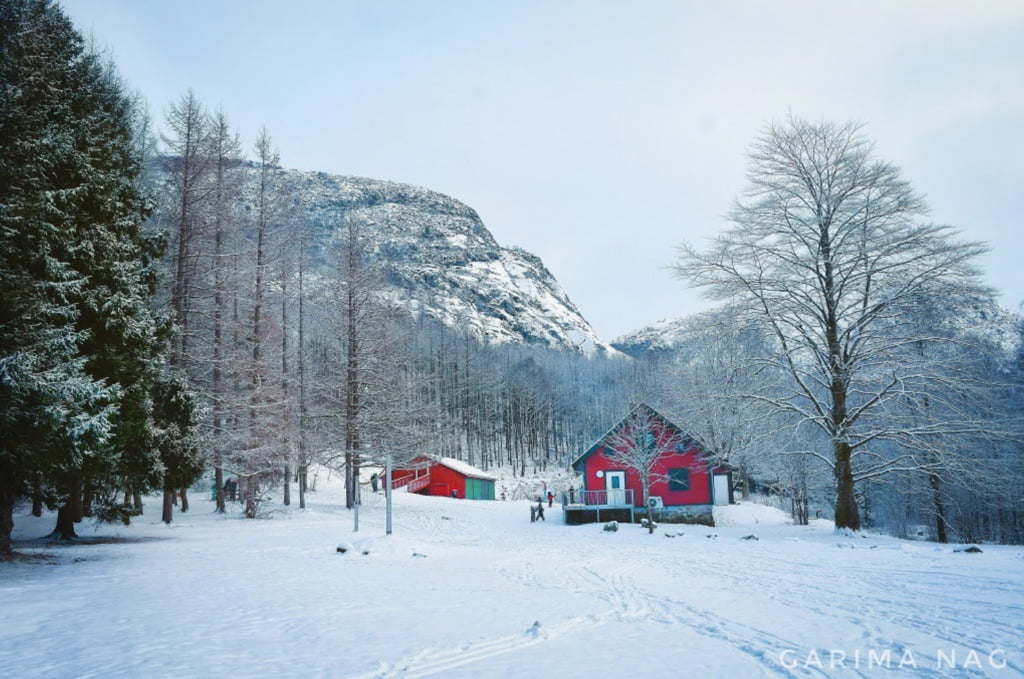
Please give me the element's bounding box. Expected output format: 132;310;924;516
391;456;497;500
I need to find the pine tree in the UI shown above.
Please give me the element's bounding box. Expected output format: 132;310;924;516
0;0;175;551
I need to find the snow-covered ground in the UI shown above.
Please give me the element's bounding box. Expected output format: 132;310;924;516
3;473;1023;678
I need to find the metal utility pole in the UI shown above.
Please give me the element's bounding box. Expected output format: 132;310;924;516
353;468;360;532
385;453;393;535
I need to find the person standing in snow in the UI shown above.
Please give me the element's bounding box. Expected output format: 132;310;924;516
536;501;545;521
547;491;554;508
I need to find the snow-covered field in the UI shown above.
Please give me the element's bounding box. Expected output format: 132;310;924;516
3;474;1023;678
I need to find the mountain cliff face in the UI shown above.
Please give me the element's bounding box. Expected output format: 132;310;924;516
269;169;617;355
612;316;695;359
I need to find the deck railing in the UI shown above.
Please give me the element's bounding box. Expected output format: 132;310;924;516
405;475;431;493
391;468;431;493
566;488;634;508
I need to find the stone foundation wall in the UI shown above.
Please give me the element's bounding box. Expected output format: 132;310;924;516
648;504;714;526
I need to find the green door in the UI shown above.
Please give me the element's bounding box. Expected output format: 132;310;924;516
463;478;493;500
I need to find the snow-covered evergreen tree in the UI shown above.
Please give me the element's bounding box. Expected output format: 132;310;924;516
0;0;176;551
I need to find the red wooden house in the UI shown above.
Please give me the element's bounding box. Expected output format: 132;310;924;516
390;456;497;500
568;403;731;525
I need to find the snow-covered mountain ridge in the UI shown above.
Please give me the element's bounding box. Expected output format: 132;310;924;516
290;170;616;354
613;316;695;358
614;305;1024;361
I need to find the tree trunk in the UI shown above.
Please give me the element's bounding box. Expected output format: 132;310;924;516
31;473;44;517
162;486;174;524
82;479;93;518
70;475;83;523
0;481;15;556
53;503;78;540
283;464;291;506
215;465;225;513
929;472;948;543
833;441;860;530
179;487;189;513
133;491;143;513
245;479;257;519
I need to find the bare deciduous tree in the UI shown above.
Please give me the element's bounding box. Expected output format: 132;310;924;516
675;115;992;531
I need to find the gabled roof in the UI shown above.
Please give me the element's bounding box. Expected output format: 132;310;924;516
394;455;498;481
571;403;699;472
436;457;498;482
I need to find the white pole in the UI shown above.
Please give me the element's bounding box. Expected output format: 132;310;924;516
385;453;392;535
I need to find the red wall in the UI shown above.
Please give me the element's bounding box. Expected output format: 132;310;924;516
427;463;465;498
583;430;712;507
391;458;466;498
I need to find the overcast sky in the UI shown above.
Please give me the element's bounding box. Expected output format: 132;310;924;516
62;0;1024;341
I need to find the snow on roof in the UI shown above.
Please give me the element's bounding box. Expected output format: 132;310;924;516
437;457;498;481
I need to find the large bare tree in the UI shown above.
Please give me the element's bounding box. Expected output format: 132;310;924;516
675;116;992;530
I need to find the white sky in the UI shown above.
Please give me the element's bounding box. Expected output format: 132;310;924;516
62;0;1024;341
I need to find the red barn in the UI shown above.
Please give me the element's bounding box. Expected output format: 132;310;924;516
569;403;728;525
390;456;497;500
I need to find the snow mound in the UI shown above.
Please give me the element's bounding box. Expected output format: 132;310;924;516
713;501;794;527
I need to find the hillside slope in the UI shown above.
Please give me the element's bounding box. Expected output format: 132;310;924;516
272;168;617;354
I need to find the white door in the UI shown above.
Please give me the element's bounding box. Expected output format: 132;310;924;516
713;474;730;506
606;471;626;505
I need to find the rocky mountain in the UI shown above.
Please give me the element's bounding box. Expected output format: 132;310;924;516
612;316;696;359
253;167;617;355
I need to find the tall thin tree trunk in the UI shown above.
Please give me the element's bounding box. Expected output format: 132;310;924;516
297;237;308;510
929;472;949;543
281;260;291;507
213;215;226;513
214;466;224;514
344;225;360;510
248;133;271;519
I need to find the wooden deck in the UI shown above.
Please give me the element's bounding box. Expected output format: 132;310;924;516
562;489;635;524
